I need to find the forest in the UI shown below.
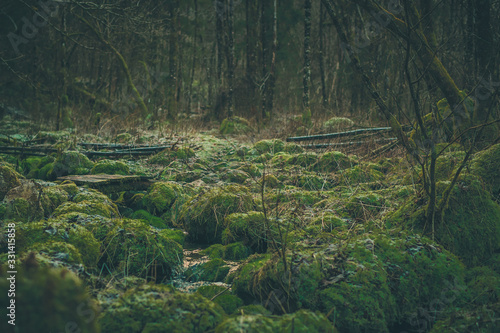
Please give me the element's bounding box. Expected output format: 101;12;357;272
0;0;499;332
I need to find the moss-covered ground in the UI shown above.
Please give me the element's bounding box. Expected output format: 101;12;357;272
1;129;498;332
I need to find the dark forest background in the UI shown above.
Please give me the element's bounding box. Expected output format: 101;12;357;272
0;0;499;135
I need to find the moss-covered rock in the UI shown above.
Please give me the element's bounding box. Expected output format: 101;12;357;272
196;285;243;315
203;242;253;261
91;159;130;175
99;284;225;333
15;220;101;267
223;169;250;184
253;139;286;155
131;209;168;229
470;143;500;200
434;150;466;181
43;184;70;211
0;164;23;200
27;241;84;265
58;180;80;196
185;258;230;282
179;185;255;243
313;151;353;173
216;309;336;333
2;180;52;222
159;228;186;246
323;117;354;131
176;146;196;159
345;193;386;219
49;151;94;178
223;211;267;252
53;199;119;219
389;175;500;266
220;116;253;135
101;219;182;280
0;255;99;333
142;182;185;223
339;164;385;185
115;132;132;143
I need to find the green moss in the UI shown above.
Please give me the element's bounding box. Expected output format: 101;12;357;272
2;180;51;222
223;169;249;184
159;228;186;246
49;151;94;178
99;284;225;333
220;116;253;135
179;185;255;243
196;285;243;315
0;164;23;200
131;209;168;229
115;132;132;143
253;139;286;155
237;252;323;312
224;242;253;260
216;309;336;333
238;164;262;177
288;152;319;168
58;180;79;196
314;151;352;173
53;199;118;218
0;257;99;333
28;241;84;264
223;211;267;252
91;159;130;175
339;164;384;185
232;254;271;303
102;219;182;280
234;304;271;315
433;150;466;180
311;214;347;232
292;173;328;190
43;185;69;211
345;193;386;219
15;220;100;267
202;244;225;259
323;117;354;131
143;182;184;219
284;142;304;154
176;146;196;159
470;143;500;200
186;258;230;282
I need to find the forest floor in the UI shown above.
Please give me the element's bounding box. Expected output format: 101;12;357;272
0;117;499;333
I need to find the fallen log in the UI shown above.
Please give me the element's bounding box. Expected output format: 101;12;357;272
286;127;392;142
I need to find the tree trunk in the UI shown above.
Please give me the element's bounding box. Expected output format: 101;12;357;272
227;0;235;118
302;0;312;125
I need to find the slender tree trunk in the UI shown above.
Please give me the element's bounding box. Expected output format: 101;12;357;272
264;0;277;117
302;0;312;125
318;2;328;109
187;0;198;113
227;0;235;118
260;0;269;120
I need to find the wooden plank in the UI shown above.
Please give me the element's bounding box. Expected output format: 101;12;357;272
286;127;392;142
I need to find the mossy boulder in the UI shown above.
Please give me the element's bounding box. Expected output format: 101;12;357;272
101;219;182;280
223;169;250;184
288;152;319;168
2;180;53;222
58;180;80;196
14;220;101;267
99;284;225;333
234;252;323;312
43;184;70;210
143;182;185;223
222;211;268;252
215;309;336;333
53;199;119;219
291;173;328;190
345;193;386;219
313;151;353;173
220;116;253;135
27;241;84;265
434;150;466;181
203;242;253;261
179;185;255;243
185;258;230;282
0;255;99;333
159;228;186;246
0;164;23;200
253;139;286;155
390;175;500;266
196;285;243;315
470;143;500;200
131;209;168;229
323;117;354;131
115;132;132;143
339;164;385;185
49;151;94;178
176;146;196;159
91;159;130;175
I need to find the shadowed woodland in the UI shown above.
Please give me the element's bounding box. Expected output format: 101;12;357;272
0;0;499;332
